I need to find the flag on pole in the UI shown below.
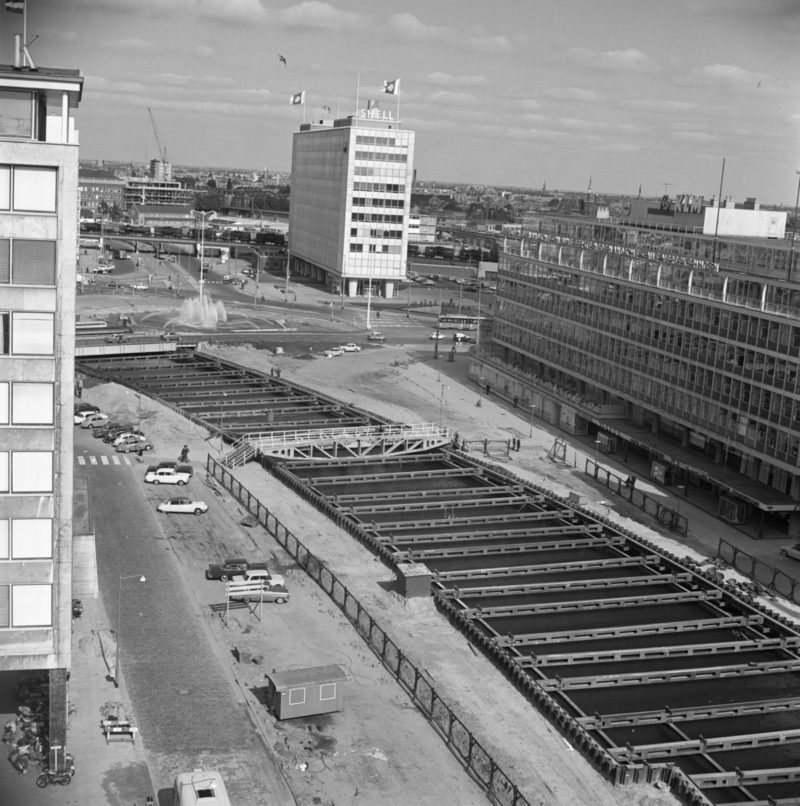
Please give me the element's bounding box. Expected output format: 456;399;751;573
366;99;377;110
5;0;25;12
322;105;331;113
289;91;305;106
382;78;399;95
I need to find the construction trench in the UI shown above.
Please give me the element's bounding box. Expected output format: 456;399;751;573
78;348;800;806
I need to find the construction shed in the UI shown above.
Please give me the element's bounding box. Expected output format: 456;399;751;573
265;664;347;720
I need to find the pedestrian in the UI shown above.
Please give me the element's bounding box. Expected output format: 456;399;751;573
180;444;189;463
513;396;518;408
276;368;281;379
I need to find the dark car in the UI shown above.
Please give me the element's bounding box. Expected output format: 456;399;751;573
92;421;126;438
205;559;250;581
102;425;140;444
74;403;99;416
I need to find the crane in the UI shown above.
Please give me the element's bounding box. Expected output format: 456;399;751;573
147;107;167;164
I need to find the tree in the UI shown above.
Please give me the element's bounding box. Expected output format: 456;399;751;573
207;178;217;190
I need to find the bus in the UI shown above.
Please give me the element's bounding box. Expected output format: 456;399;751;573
436;314;491;331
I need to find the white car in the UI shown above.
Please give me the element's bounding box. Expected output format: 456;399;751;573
132;281;148;291
339;343;361;352
74;409;105;425
157;497;208;515
79;412;109;428
429;332;446;340
324;347;345;358
781;544;800;561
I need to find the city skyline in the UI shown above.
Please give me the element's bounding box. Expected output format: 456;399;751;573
3;0;799;205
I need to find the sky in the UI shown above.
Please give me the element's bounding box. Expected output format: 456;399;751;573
2;0;799;205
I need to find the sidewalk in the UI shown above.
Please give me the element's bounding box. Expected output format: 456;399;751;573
66;594;155;805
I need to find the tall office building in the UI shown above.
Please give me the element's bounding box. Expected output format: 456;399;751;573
288;110;415;298
0;57;83;762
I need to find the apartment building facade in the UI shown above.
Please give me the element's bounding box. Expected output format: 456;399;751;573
288;111;415;298
0;63;83;760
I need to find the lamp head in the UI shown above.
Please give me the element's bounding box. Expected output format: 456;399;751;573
139;575;146;583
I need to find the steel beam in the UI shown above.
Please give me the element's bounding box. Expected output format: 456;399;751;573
433;555;662;581
363;510;578;532
445;572;692;599
610;727;800;761
540;658;800;691
578;695;800;729
387;524;603;547
331;485;526;505
529;637;800;669
345;494;534;514
490;614;764;647
464;589;722;618
692;766;800;788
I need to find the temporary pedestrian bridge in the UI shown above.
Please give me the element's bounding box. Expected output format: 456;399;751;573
222;422;452;465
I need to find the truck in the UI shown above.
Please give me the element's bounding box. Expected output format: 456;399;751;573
144;464;193;485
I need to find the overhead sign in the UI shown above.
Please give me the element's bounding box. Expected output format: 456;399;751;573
358;108;394;121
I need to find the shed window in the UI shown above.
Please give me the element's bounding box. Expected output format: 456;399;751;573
11;451;53;493
0;90;34;138
12;240;56;285
11;312;54;354
319;683;337;701
12;383;54;424
13;167;56;212
12;519;52;559
288;687;306;705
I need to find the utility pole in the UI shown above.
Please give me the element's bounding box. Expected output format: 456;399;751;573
366;278;372;330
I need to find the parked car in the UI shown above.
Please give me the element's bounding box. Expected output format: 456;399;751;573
324;347;345;358
230;582;290;605
131;281;148;291
340;343;361;352
101;425;137;443
74;403;99;416
232;567;285;587
222;274;234;283
79;412;109;429
115;435;153;453
429;332;446;340
111;429;145;445
92;421;125;438
157;497;208;515
781;544;800;561
367;332;386;343
205;558;250;581
74;409;104;425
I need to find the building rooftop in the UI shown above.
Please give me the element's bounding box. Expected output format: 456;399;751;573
0;63;83;97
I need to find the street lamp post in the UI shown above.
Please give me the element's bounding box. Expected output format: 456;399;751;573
594;439;602;462
198;211;208;300
477;376;485;407
528;404;536;437
439;384;449;427
115;573;146;688
219;392;228;451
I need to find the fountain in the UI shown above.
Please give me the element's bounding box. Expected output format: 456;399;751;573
176;295;227;329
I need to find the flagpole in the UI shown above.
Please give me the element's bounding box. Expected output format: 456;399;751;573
355;73;360;117
396;89;400;124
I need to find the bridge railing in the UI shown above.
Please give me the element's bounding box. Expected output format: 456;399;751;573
246;422;451;449
206;453;532;806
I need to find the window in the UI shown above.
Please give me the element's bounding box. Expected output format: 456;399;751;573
0;165;9;209
12;519;52;559
12;383;53;424
319;683;337;701
11;452;53;493
0;382;7;424
0;90;34;138
0;520;7;559
288;687;306;705
13;167;57;212
0;239;8;282
12;240;56;285
11;312;54;354
0;452;7;492
0;586;8;627
0;313;8;354
12;584;52;627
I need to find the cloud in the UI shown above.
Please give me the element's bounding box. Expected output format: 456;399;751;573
566;47;656;71
624;98;697;113
195;45;214;57
108;37;151;51
425;72;488;88
40;28;79;43
463;34;512;53
387;12;451;40
197;0;269;22
428;90;479;106
279;1;368;31
84;75;147;94
691;63;768;90
545;87;602;103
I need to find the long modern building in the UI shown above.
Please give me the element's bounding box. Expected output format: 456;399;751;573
0;58;83;765
473;219;800;539
288;110;415;298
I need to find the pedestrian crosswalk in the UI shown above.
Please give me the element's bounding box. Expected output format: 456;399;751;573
77;454;135;466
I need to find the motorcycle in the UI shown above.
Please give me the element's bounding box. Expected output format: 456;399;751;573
72;599;84;619
36;754;75;788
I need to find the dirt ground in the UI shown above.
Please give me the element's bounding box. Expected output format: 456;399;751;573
81;331;686;806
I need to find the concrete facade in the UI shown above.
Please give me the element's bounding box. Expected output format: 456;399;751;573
288;113;415;298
